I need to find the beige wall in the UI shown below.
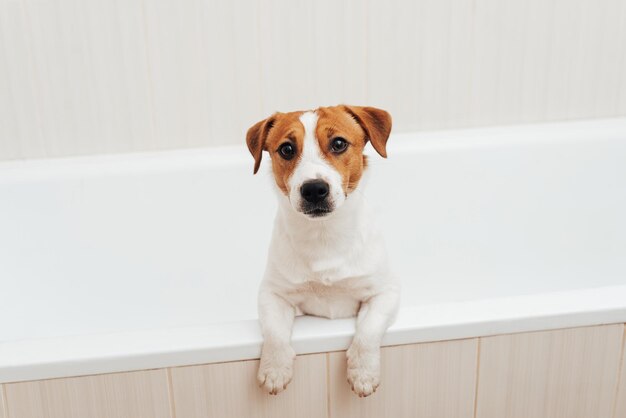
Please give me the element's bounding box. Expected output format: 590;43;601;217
2;325;625;418
1;0;625;161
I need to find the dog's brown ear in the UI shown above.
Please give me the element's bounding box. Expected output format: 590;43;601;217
342;106;392;158
246;116;276;174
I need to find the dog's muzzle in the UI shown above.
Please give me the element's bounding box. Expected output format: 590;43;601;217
299;180;333;217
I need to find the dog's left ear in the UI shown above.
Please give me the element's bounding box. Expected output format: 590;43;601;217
246;115;276;174
342;106;392;158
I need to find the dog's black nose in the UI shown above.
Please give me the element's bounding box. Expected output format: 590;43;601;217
300;180;329;204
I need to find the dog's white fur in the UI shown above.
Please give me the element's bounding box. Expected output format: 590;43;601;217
257;111;399;397
286;111;346;214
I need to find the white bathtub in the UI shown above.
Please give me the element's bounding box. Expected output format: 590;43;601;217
1;118;626;384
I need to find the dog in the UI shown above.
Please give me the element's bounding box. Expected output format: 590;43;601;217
246;105;400;397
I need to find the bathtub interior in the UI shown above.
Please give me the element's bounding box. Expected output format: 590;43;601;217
1;119;626;346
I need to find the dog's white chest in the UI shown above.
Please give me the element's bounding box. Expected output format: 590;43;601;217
307;255;352;284
291;279;367;319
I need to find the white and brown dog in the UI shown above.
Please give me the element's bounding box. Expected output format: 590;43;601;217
246;105;399;397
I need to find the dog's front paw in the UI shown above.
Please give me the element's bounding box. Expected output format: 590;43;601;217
257;342;296;395
346;342;381;397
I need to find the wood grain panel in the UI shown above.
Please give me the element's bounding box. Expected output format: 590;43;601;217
328;339;478;418
1;385;7;418
4;369;171;418
170;354;327;418
611;325;626;418
476;325;624;418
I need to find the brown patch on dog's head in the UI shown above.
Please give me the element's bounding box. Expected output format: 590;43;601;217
340;105;392;158
246;105;392;203
246;111;305;194
315;105;392;193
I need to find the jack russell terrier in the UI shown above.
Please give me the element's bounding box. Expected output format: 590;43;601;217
246;105;400;397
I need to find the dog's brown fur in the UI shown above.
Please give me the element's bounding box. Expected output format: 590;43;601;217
246;105;392;195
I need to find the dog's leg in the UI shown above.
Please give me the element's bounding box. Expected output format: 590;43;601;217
257;287;296;395
347;286;399;397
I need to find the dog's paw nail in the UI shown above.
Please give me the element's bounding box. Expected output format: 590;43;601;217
346;343;381;397
257;351;294;395
347;367;380;397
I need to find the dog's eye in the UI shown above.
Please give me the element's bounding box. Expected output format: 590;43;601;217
278;143;296;160
330;137;348;153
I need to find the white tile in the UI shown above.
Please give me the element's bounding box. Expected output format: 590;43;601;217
368;0;475;132
142;0;211;149
367;0;421;129
619;3;626;116
470;0;526;125
143;0;262;148
23;0;153;157
1;0;626;160
535;0;626;121
0;1;44;160
444;0;476;127
517;0;559;122
564;0;625;118
257;0;368;115
211;1;264;142
588;0;626;117
469;0;626;126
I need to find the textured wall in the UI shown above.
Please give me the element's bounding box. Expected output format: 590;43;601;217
1;0;625;160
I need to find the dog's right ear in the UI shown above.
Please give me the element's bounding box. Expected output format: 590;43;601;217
246;116;276;174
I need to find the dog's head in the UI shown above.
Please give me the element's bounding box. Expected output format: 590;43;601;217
246;105;392;219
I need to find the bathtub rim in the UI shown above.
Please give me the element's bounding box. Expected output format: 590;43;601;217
2;116;626;182
2;284;626;384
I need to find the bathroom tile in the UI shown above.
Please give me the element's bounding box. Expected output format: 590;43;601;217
4;369;171;418
328;339;478;418
549;0;626;120
257;0;368;115
22;0;153;158
0;0;44;160
514;0;566;123
605;0;626;116
535;0;597;120
475;324;624;418
470;0;626;126
141;0;210;149
170;353;327;418
2;0;626;160
612;325;626;418
367;0;475;131
142;0;262;149
470;0;530;125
